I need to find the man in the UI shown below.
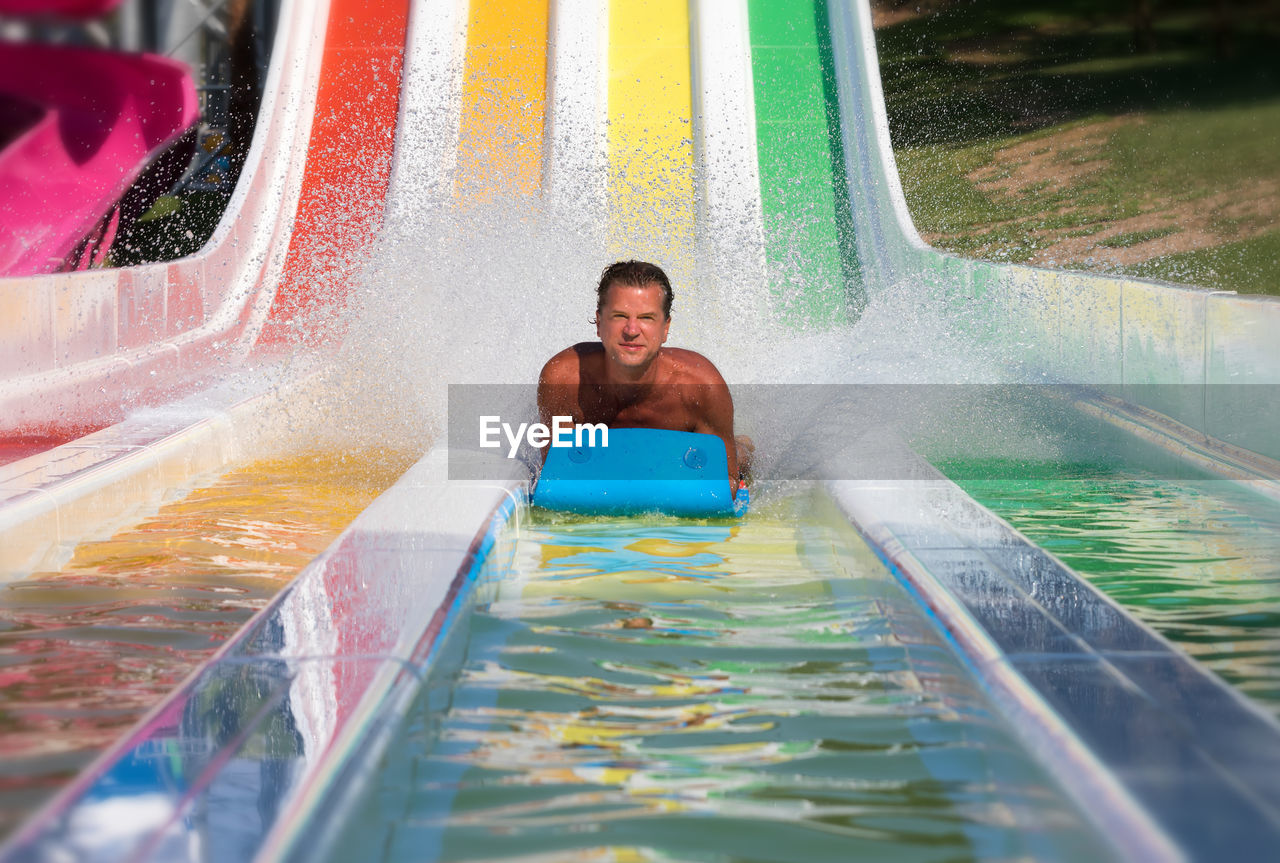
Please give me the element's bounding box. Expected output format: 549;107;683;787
537;260;752;494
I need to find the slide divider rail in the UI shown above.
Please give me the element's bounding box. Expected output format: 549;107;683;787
827;470;1280;860
0;446;525;863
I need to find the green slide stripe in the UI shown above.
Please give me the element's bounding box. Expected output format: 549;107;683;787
748;0;864;325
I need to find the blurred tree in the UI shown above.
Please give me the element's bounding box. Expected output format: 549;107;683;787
1213;0;1235;57
1133;0;1157;53
227;0;260;173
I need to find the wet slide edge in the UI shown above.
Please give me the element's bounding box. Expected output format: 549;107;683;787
827;474;1280;860
827;478;1178;862
0;0;412;580
0;0;330;433
0;443;524;862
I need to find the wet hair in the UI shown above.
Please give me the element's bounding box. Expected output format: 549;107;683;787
595;260;673;320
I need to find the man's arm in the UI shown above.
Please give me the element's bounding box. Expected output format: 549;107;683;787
677;353;740;494
537;349;580;431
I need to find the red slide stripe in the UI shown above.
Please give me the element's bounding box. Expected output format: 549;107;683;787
256;0;411;349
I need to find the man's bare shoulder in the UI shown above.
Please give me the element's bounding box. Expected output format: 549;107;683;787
661;347;727;385
540;343;602;384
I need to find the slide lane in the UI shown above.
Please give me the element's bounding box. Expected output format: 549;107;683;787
5;1;1280;861
0;0;414;853
316;502;1114;862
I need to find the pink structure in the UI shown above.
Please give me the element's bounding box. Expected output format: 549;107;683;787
0;42;198;276
0;0;122;17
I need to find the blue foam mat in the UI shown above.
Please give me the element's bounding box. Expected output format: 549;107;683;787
532;428;747;517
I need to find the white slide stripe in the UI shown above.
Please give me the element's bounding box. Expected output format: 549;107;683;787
387;0;470;215
544;0;608;230
689;0;768;315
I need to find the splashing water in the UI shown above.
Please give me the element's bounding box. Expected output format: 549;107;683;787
300;175;1014;464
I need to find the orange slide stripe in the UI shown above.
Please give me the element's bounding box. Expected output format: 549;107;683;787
257;0;412;349
457;0;550;198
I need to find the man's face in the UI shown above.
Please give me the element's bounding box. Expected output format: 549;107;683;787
596;282;671;372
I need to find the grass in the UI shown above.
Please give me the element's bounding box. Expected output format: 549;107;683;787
1097;226;1180;249
1131;229;1280;294
872;0;1280;295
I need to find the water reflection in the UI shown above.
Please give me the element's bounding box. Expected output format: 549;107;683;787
327;497;1111;862
956;466;1280;715
0;448;413;841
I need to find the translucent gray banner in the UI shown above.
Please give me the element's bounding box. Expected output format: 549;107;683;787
446;384;1280;481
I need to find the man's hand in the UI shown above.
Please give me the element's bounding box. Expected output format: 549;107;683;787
735;435;755;485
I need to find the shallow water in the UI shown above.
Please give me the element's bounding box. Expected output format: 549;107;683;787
325;492;1112;863
0;448;414;841
947;460;1280;718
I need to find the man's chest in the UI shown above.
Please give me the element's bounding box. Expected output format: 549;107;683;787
578;391;695;431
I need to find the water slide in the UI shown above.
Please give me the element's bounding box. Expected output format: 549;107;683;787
3;0;1280;860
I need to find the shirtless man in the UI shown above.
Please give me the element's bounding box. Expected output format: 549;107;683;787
537;260;752;494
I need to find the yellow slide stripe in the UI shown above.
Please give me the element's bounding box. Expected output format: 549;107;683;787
607;0;695;264
457;0;550;197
